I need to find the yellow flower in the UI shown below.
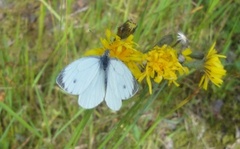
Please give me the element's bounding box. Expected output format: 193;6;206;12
138;45;189;94
84;29;144;78
181;48;193;61
199;42;226;90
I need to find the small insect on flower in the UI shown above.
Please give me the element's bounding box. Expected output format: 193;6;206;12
117;20;137;39
56;50;139;111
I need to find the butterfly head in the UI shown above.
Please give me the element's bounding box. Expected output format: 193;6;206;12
103;50;110;57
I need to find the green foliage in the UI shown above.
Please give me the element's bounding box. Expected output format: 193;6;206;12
0;0;239;148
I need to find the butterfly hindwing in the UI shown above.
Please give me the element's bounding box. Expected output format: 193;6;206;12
105;59;138;111
78;63;105;109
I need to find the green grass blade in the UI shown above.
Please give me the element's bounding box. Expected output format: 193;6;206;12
39;0;61;22
65;110;93;148
0;102;42;138
53;109;85;140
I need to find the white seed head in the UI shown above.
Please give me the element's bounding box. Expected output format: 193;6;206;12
177;32;188;46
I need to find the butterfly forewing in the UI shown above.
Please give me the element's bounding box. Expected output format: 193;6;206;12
56;57;101;95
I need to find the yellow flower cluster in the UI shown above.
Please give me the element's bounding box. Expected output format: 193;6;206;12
138;45;189;94
84;29;226;93
84;29;144;78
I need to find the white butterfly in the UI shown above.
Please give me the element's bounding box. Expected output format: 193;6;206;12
56;50;138;111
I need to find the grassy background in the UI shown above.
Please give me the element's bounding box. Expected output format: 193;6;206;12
1;0;240;148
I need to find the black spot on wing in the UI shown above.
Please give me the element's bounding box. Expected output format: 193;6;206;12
123;85;126;89
73;79;77;83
